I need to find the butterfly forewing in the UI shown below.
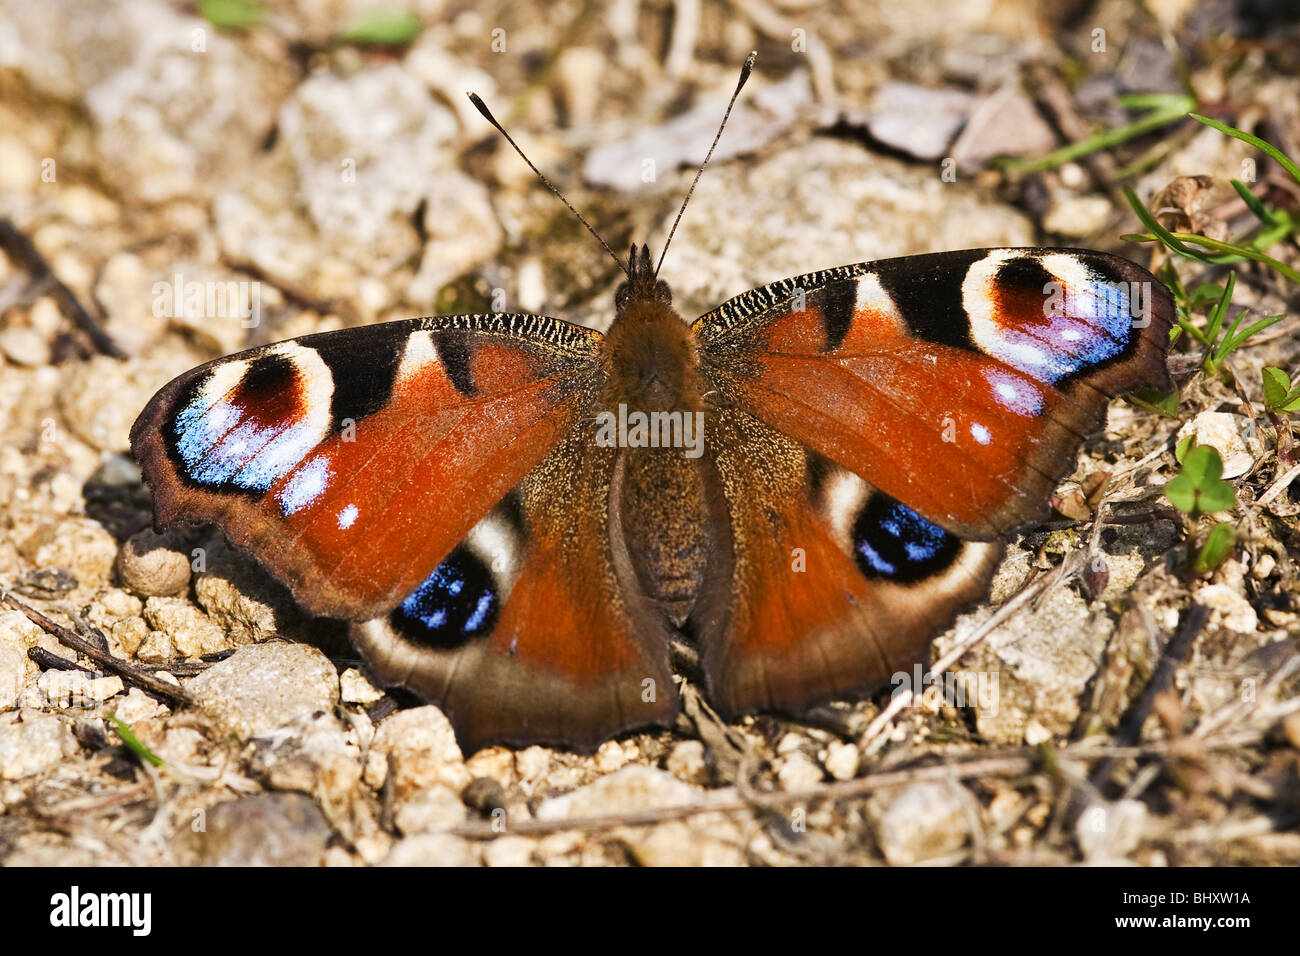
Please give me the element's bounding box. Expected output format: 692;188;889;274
692;248;1175;540
131;314;603;620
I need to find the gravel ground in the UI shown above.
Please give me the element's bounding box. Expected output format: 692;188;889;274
0;0;1298;866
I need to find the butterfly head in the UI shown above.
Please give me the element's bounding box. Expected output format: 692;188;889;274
615;243;672;313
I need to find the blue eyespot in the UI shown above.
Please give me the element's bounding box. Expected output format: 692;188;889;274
852;498;959;582
391;546;498;649
169;353;321;494
989;279;1132;385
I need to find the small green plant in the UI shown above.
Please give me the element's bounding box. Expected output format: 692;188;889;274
1122;116;1298;382
341;10;423;46
1164;444;1239;574
199;0;263;31
1262;366;1300;413
1166;444;1237;514
1261;366;1300;465
1171;272;1284;377
107;714;166;768
1195;521;1237;575
1125;116;1300;283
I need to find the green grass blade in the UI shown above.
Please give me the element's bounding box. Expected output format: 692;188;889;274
1230;179;1278;225
1163;232;1300;284
1006;95;1196;174
1205;272;1235;345
107;714;166;767
1219;313;1285;357
1190;113;1300;185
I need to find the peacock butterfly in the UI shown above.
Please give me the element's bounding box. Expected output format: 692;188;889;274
130;56;1174;752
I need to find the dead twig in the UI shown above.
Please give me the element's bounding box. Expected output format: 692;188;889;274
27;646;96;676
0;591;192;704
1255;461;1300;510
438;731;1263;841
0;218;126;359
858;552;1080;756
1086;601;1211;796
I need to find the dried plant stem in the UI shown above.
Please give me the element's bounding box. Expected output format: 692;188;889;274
0;592;192;704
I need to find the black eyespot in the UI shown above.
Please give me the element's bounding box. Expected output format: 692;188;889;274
852;496;960;583
240;353;297;393
390;546;499;649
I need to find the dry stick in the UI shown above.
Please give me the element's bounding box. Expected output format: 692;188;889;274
1255;461;1300;509
858;436;1175;758
440;732;1259;841
221;256;358;326
0;218;126;359
858;553;1080;757
1193;653;1300;741
0;592;191;704
37;781;154;817
1086;601;1212;797
27;646;95;675
1107;441;1172;483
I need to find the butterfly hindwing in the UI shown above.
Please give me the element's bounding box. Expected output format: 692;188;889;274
351;429;680;752
130;314;603;620
692;406;1002;717
693;248;1175;541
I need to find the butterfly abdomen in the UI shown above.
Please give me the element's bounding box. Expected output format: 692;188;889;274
601;296;712;621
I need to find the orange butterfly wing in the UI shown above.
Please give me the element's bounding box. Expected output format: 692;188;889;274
352;432;679;752
691;248;1173;714
133;314;678;750
695;249;1174;540
132;315;604;619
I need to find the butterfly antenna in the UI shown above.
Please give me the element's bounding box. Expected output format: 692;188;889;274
653;51;757;278
467;92;629;277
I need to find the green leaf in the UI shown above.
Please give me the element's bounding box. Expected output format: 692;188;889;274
200;0;262;30
1230;179;1278;225
1262;366;1300;412
341;10;422;45
1127;225;1300;284
1181;444;1224;483
1217;312;1285;359
1196;522;1237;574
1190;113;1300;187
1158;260;1187;303
1122;187;1211;261
1188;283;1225;308
1165;445;1237;515
1175;432;1196;462
1198;479;1237;513
1262;367;1292;407
106;714;166;767
1128;387;1180;417
1163;472;1198;512
1204;272;1235;347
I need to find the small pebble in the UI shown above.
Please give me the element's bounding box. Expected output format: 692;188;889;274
186;643;339;740
0;326;51;367
875;782;970;865
339;667;384;705
118;529;192;597
1043;194;1113;237
777;751;825;791
483;836;536;867
823;740;859;781
665;740;709;785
